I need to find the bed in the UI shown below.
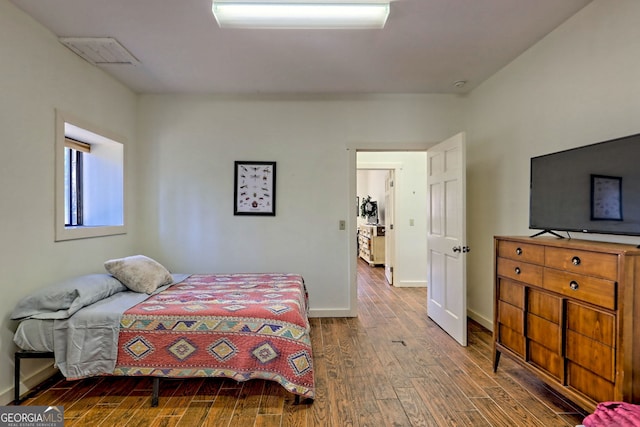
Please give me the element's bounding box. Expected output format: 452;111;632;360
11;256;314;406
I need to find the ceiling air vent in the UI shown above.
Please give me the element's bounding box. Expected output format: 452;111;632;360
59;37;140;66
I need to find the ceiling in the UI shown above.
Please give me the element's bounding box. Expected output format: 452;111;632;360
11;0;593;95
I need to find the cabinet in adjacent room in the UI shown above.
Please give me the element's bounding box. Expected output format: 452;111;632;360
358;225;385;266
493;236;640;412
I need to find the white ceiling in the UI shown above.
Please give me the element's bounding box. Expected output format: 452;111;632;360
10;0;593;94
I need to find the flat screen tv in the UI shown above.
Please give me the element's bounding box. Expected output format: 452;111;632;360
529;132;640;237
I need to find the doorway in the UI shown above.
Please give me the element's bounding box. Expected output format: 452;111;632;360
356;151;428;289
357;167;391;282
349;133;468;346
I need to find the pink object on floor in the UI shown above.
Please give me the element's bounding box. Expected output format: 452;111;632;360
583;402;640;426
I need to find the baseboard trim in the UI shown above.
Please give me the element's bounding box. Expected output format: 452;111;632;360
394;280;427;288
467;309;493;331
0;362;58;405
309;308;356;318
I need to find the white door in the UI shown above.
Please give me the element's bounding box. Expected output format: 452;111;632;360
426;132;468;346
384;170;395;285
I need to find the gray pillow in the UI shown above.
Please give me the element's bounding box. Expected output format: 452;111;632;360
104;255;173;294
11;274;127;320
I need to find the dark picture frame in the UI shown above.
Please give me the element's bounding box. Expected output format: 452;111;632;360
234;161;276;216
591;174;622;221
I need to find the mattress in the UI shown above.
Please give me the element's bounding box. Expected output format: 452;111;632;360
14;318;54;352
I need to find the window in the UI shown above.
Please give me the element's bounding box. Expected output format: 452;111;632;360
55;110;126;241
64;138;89;226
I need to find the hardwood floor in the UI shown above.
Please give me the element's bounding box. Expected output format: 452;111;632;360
15;260;588;426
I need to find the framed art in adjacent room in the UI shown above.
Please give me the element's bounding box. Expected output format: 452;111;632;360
234;161;276;216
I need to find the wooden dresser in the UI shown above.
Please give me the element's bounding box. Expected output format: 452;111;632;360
358;225;385;266
493;236;640;412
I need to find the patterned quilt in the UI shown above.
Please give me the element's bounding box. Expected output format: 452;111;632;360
112;273;314;399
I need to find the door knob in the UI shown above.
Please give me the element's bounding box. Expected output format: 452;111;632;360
453;246;462;253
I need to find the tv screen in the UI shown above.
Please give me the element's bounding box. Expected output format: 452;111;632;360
529;133;640;236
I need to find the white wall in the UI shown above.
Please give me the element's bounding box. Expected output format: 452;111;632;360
135;94;463;316
0;1;138;404
465;0;640;328
358;151;428;287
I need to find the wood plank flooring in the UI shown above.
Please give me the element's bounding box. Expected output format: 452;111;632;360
15;260;588;426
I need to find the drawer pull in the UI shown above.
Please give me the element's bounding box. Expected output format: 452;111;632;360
572;256;581;266
515;267;521;275
569;280;579;291
516;247;522;255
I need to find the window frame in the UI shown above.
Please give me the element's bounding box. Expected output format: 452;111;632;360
55;110;127;241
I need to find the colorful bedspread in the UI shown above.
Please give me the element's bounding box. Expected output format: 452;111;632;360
113;273;314;399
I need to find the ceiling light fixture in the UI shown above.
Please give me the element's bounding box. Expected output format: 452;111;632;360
212;1;390;29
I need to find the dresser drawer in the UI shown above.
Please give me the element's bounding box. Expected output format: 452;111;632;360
498;240;545;265
528;289;560;324
498;300;523;334
543;268;616;310
566;302;614;346
527;313;560;353
566;330;615;382
545;247;618;281
498;279;524;309
529;340;562;380
567;362;615;403
498;324;525;357
497;257;543;285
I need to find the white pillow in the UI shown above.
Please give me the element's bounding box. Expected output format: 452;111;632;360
104;255;173;294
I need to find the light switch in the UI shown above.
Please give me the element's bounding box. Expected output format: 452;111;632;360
409;219;415;226
339;220;346;230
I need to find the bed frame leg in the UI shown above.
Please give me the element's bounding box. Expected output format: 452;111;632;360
293;394;314;405
14;353;21;404
151;377;159;407
14;351;55;405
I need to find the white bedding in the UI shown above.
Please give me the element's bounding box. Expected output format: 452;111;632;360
13;274;190;379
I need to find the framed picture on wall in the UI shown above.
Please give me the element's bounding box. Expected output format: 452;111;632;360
234;161;276;216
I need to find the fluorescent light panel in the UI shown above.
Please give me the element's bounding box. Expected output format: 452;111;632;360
212;2;390;29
